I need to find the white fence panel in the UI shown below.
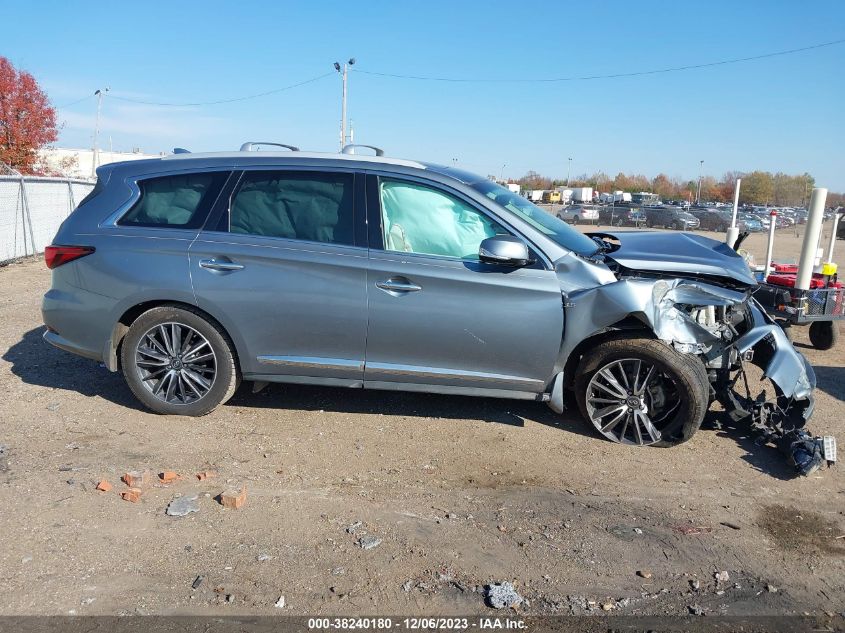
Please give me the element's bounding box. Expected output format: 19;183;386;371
0;176;94;264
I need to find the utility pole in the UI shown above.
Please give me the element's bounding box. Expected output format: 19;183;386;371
500;164;506;182
92;87;109;178
696;159;703;204
567;157;572;186
334;59;355;151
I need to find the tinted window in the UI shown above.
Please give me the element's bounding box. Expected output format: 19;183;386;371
379;179;507;259
230;171;354;245
120;172;225;228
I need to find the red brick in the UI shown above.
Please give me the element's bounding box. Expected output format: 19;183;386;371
95;480;112;492
196;470;217;481
120;488;142;503
122;470;151;487
159;471;180;483
219;486;247;509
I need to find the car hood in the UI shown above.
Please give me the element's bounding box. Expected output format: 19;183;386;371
587;230;757;286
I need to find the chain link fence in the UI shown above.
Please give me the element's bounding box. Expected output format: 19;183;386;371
0;176;94;264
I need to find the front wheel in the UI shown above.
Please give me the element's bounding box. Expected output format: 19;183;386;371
574;337;709;447
120;305;239;416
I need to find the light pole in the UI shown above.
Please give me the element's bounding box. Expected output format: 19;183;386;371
696;159;704;204
92;87;109;178
500;164;506;182
334;58;355;151
567;157;572;186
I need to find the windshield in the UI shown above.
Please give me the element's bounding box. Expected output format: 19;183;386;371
472;181;599;257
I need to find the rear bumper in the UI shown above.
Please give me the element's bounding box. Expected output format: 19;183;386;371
42;329;102;362
42;286;114;364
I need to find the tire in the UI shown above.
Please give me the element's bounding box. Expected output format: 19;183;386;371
574;336;709;447
120;305;239;416
808;321;839;351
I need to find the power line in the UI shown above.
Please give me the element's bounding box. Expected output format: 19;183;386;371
105;71;336;107
55;94;94;109
353;38;845;83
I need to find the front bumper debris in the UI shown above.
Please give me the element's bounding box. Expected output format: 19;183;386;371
717;301;835;476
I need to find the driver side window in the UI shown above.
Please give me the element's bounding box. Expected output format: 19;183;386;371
379;179;507;260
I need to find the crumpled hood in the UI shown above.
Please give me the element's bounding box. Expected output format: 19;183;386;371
589;230;757;286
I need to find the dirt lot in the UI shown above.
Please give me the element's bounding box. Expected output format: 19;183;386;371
0;225;843;619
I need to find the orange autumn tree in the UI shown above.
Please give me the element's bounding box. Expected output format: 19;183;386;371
0;57;57;173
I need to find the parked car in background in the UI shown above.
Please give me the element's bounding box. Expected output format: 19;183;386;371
41;143;815;451
689;207;731;231
597;203;647;227
738;213;764;232
558;204;600;224
644;206;700;230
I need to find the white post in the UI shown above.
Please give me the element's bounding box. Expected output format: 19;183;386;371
92;88;108;178
726;177;742;247
763;209;777;281
795;188;828;291
827;211;842;263
340;63;348;151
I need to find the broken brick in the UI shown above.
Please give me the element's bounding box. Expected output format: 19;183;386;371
122;470;151;487
95;480;112;492
219;485;247;509
120;488;142;503
196;470;217;481
159;471;180;483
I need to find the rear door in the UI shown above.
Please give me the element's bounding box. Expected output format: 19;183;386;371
188;168;368;383
362;174;563;396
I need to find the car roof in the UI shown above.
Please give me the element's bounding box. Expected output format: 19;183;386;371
158;150;425;168
101;150;489;186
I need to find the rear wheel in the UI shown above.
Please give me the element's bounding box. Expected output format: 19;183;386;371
120;306;239;416
808;321;839;351
574;337;709;447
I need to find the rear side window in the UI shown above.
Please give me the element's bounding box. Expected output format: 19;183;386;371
229;171;354;245
119;172;226;228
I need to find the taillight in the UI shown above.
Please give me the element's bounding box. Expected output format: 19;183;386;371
45;245;95;269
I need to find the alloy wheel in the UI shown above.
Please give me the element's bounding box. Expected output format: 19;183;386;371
134;322;217;405
585;358;681;445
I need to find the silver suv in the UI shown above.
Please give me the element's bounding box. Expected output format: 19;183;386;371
42;145;816;450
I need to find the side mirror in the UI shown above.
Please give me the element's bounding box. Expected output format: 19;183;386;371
479;235;533;266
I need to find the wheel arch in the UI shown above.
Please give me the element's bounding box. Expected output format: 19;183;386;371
562;318;656;390
106;300;244;375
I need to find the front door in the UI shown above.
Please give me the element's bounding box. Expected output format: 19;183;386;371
363;174;563;396
189;168;368;383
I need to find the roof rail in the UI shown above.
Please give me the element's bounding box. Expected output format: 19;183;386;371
240;142;300;152
342;144;384;157
172;147;191;154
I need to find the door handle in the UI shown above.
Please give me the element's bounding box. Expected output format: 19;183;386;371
376;279;422;293
199;258;244;272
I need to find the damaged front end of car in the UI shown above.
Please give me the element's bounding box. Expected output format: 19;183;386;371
554;232;835;476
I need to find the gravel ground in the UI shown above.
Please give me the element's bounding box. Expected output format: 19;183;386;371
0;225;842;618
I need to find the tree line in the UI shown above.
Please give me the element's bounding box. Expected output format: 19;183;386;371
514;169;843;208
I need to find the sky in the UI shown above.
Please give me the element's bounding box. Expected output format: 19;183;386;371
4;0;845;189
